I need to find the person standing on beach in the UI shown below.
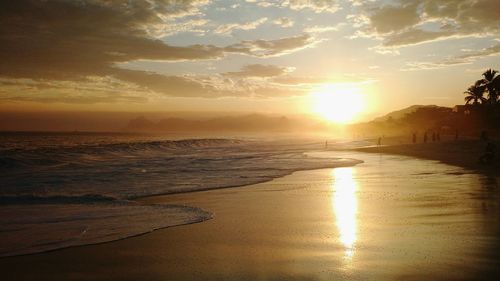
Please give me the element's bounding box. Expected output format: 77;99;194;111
412;132;417;144
377;137;381;146
424;132;428;143
437;132;441;142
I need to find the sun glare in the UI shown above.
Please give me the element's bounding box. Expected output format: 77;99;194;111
311;84;365;124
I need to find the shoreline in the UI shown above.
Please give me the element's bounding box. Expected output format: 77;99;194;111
134;157;363;201
1;157;363;259
3;151;498;280
0;204;212;260
0;203;212;259
7;138;495;260
353;138;499;175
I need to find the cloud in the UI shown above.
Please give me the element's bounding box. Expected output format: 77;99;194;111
403;43;500;70
273;17;294;28
0;1;324;101
304;24;343;34
351;0;500;48
226;34;322;57
257;2;275;8
223;64;291;78
271;76;330;86
247;0;340;13
282;0;340;13
0;77;148;104
160;18;209;37
369;3;420;34
0;62;312;103
457;43;500;61
0;0;222;81
214;17;268;35
383;29;454;47
111;69;226;98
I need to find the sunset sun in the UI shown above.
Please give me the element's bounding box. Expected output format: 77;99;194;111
311;84;365;124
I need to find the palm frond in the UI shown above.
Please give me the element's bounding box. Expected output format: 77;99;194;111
482;69;498;82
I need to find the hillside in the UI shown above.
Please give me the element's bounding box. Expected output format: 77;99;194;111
371;105;448;122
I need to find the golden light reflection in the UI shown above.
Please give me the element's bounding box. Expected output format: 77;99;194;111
331;167;358;259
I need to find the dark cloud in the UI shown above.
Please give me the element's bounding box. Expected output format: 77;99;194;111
0;0;219;80
354;0;500;47
369;3;420;34
0;0;318;101
111;68;224;98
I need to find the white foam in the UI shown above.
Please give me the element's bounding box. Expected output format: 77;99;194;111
0;201;211;257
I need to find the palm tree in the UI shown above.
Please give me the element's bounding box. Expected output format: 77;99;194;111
464;81;486;105
480;69;499;104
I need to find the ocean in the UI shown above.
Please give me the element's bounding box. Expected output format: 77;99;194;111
0;132;361;257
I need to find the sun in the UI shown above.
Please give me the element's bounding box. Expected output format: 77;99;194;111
310;84;365;124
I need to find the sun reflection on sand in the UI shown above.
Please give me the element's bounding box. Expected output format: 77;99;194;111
332;167;358;260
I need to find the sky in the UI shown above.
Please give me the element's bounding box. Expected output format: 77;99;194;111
0;0;499;124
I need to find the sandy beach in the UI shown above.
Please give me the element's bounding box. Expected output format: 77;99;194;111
356;138;500;173
2;151;500;281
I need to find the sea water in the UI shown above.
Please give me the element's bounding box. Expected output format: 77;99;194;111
0;132;360;256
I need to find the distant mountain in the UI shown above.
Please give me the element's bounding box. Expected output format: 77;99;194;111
126;116;156;131
124;114;321;133
349;104;467;138
371;105;449;122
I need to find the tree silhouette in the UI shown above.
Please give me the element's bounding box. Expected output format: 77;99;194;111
479;69;499;104
464;81;486;105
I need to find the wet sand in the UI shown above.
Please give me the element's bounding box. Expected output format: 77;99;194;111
1;151;499;280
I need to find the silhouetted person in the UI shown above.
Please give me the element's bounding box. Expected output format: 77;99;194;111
325;140;328;149
480;142;496;164
437;132;441;142
412;132;417;144
432;132;436;142
424;132;428;143
377;137;381;146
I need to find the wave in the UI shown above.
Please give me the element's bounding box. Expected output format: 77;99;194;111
0;135;363;257
1;138;361;199
0;138;243;172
